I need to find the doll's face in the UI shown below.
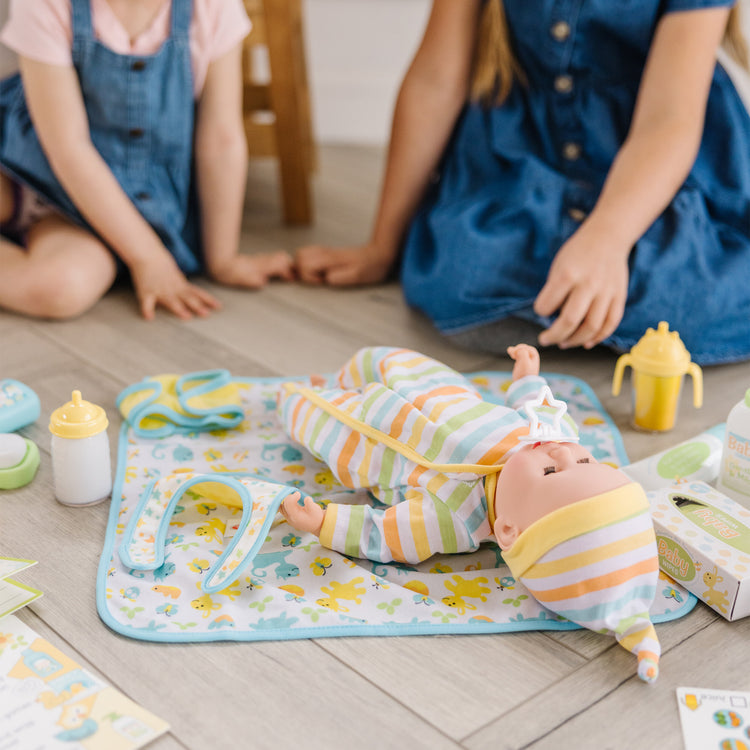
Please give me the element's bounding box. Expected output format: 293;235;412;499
492;441;630;550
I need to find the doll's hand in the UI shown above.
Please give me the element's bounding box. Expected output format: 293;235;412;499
130;251;222;321
280;493;325;536
533;225;629;349
295;243;394;286
208;251;295;289
507;344;540;381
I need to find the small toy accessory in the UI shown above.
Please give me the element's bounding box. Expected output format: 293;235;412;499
501;482;661;683
117;370;243;438
518;385;579;444
49;390;112;506
612;321;702;432
0;433;40;489
0;379;40;433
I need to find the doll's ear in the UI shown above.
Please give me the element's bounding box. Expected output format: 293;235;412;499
493;516;520;550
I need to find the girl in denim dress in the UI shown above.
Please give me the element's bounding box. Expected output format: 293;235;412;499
295;1;750;365
0;0;293;320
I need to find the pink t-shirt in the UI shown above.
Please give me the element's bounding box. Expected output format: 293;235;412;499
0;0;251;98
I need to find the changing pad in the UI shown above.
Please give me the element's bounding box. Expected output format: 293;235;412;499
96;372;695;642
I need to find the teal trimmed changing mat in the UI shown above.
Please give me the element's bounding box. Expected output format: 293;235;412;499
97;371;696;642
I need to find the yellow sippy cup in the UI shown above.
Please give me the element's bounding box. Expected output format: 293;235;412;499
612;321;703;432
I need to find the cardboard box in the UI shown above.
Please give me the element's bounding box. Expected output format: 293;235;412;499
647;481;750;621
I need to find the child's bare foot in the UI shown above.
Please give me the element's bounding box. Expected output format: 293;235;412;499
310;374;326;387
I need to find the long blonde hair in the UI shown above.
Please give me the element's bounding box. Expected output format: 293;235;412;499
471;1;749;106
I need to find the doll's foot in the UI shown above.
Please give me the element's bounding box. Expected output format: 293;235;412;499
507;344;540;381
637;655;659;684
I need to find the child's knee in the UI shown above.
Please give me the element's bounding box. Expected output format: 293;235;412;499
25;263;105;319
23;221;116;318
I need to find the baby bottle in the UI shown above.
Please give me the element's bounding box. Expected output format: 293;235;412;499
717;389;750;507
49;390;112;506
611;321;703;432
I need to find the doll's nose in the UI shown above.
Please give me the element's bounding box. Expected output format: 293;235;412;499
547;443;576;468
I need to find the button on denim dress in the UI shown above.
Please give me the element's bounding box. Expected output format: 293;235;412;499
401;0;750;364
0;0;201;274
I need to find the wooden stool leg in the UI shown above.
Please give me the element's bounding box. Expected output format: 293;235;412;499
262;0;314;225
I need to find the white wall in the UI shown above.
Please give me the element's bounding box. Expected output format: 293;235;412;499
303;0;430;144
1;0;748;144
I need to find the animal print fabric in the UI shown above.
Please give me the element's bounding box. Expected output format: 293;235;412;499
96;374;695;642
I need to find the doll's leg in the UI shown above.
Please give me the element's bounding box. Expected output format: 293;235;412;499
279;383;385;491
0;213;116;319
335;347;480;399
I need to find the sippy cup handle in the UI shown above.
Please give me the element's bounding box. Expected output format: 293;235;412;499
611;353;632;397
687;362;703;408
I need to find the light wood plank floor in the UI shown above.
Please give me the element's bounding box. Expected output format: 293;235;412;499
3;144;750;749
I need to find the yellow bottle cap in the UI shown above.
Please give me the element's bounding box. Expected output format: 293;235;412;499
627;321;694;377
49;390;109;438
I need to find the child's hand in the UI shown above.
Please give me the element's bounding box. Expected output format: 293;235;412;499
507;344;540;381
533;225;629;349
280;493;325;536
130;252;221;321
295;244;394;286
208;251;295;288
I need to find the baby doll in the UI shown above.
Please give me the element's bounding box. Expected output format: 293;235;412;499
278;345;661;682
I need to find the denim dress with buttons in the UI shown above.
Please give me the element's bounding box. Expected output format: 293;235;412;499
0;0;201;274
400;0;750;365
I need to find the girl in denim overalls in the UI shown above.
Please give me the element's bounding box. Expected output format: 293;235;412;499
0;0;293;320
294;1;750;365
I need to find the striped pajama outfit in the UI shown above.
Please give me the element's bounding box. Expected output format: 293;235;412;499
278;347;575;564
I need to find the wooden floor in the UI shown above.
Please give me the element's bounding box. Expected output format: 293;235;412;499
4;144;750;750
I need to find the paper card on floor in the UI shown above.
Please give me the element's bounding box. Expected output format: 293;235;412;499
0;614;169;750
0;577;42;619
676;686;750;749
0;556;37;580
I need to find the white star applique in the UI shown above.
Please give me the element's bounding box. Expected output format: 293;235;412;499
519;385;579;444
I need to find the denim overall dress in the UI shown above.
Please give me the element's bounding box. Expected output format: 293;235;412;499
0;0;201;273
400;0;750;365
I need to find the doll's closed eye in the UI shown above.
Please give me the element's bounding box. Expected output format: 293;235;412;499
544;458;589;475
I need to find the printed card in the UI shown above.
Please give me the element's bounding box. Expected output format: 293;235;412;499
0;557;42;619
677;686;750;749
0;615;169;749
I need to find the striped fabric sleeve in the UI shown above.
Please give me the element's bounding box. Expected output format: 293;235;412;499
504;375;548;409
318;488;483;564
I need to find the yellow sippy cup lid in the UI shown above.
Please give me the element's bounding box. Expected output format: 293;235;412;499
49;390;109;438
628;321;693;377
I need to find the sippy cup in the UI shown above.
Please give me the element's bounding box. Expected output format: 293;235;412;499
49;390;112;506
612;321;703;432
